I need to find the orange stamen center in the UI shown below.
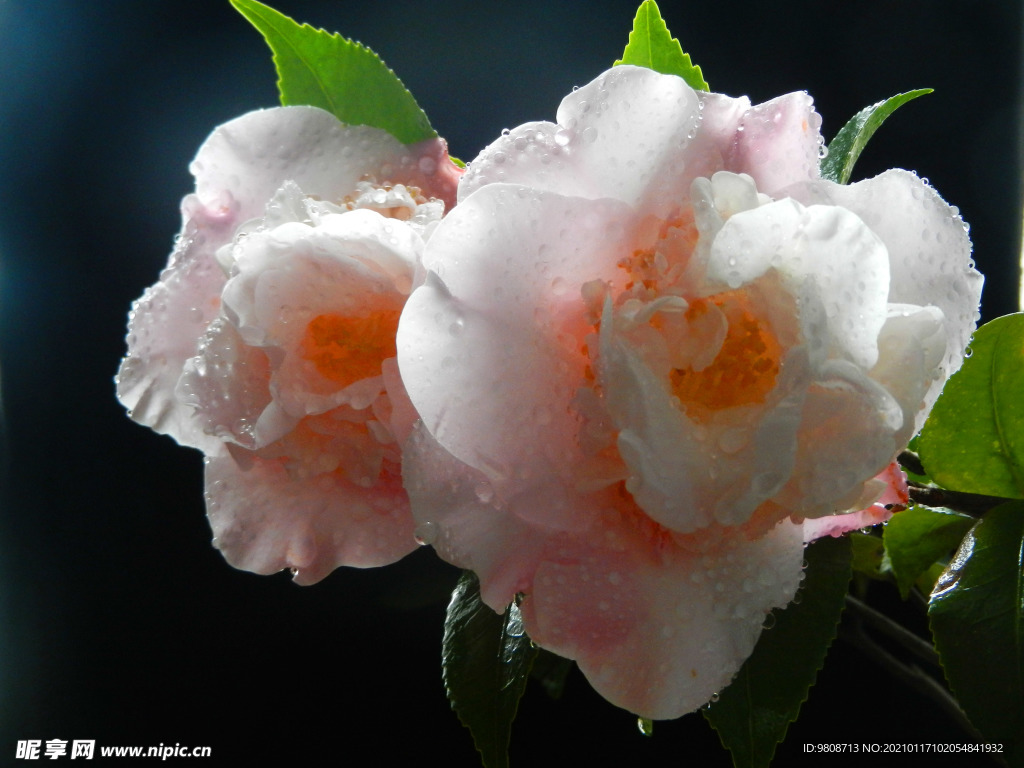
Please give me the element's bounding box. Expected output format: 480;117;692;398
301;309;401;388
670;292;782;420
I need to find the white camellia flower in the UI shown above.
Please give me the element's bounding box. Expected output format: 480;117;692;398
117;106;460;583
397;65;981;718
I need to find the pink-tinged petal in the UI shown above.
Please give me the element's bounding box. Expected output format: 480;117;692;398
116;202;235;452
775;361;904;518
461;68;818;218
734;92;822;192
120;106;456;453
192;107;460;220
402;422;549;610
399;185;637;490
219;209;415;420
551;67;699;215
519;501;805;719
691;92;821;194
398;70;980;719
803;462;908;541
460;67;700;218
601;318;811;531
175;317;281;449
206;451;416;585
121;105;454;585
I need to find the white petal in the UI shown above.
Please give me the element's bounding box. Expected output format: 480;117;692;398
192;106;459;219
462;66;700;218
786;169;982;416
399;185;636;490
708;195;890;370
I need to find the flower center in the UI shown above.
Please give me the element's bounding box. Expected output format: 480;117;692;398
300;310;401;388
670;291;782;420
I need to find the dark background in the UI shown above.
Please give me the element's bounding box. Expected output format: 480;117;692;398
0;0;1020;765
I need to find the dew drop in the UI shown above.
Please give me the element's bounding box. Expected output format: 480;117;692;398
474;481;494;504
413;521;439;546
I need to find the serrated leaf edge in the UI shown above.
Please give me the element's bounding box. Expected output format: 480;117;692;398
229;0;435;142
613;0;709;91
441;572;536;768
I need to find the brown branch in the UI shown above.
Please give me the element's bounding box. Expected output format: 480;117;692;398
907;483;1007;518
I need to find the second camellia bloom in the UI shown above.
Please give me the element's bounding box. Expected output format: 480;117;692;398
117;105;461;584
396;65;982;718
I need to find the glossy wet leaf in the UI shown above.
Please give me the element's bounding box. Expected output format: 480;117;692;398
704;536;852;768
883;505;974;599
918;314;1024;499
929;501;1024;766
821;89;931;184
230;0;435;144
442;572;537;768
614;0;709;90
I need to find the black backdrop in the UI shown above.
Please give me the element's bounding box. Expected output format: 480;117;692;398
0;0;1021;765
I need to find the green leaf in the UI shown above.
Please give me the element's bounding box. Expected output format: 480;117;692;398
614;0;709;91
850;531;890;582
820;89;932;184
918;314;1024;499
883;505;975;599
929;501;1024;765
442;572;537;768
704;536;852;768
915;560;946;595
229;0;435;144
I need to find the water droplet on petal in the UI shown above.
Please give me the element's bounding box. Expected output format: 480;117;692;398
414;521;439;546
474;481;494;503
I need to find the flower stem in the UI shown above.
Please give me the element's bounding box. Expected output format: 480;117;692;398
844;595;938;666
840;595;991;752
898;450;1010;517
906;483;1007;517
